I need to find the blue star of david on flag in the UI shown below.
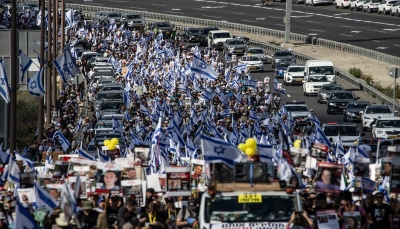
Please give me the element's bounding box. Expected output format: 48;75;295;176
199;63;207;69
30;80;37;90
214;146;225;155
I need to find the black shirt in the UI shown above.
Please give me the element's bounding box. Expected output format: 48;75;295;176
367;203;393;229
106;206;120;226
77;210;99;229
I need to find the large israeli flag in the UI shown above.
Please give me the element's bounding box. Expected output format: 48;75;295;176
27;67;45;97
52;130;71;152
35;182;58;214
315;125;332;148
15;199;36;229
0;59;10;103
190;55;218;81
258;144;273;162
18;49;33;83
200;134;243;169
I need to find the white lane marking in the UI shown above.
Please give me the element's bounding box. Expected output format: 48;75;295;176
309;29;324;32
374;30;387;33
230;3;241;5
206;0;217;2
350;31;361;33
287;94;291;97
242;5;252;6
341;25;354;28
194;0;205;1
372;40;380;42
172;8;181;10
308;33;318;36
201;6;226;8
268;16;281;19
340;34;353;37
394;44;400;47
256;18;266;20
376;47;388;49
202;15;222;18
218;2;230;4
242;19;257;23
334;13;350;16
383;28;400;31
232;12;246;14
291;15;313;17
307;21;320;23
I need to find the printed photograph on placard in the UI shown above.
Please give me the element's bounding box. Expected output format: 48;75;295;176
362;177;376;193
315;162;343;193
316;209;340;229
381;157;392;176
96;163;123;193
121;180;143;206
353;176;362;193
53;161;69;178
390;157;400;193
190;159;204;179
69;176;88;199
121;167;142;180
354;158;370;178
343;211;361;229
20;172;36;189
288;173;302;189
134;145;150;167
69;164;90;177
45;184;63;203
166;167;191;193
17;188;34;206
37;174;54;188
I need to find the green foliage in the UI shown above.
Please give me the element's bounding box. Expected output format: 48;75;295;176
349;67;363;78
362;74;373;85
16;91;39;149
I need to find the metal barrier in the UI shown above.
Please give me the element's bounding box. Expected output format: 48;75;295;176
24;0;400;110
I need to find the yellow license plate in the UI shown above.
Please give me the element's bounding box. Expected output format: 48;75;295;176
389;135;397;139
340;106;345;108
250;66;257;69
237;50;243;52
296;78;303;81
357;116;361;118
238;193;262;203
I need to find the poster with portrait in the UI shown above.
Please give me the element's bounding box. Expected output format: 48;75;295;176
315;209;340;229
68;176;88;199
190;159;205;198
37;174;54;187
20;172;36;189
343;211;361;229
17;188;34;205
121;179;143;206
53;161;70;178
45;184;63;202
95;162;123;194
315;162;343;193
166;167;191;197
390;156;400;193
305;156;318;169
288;172;302;189
134;145;150;167
311;143;330;162
352;176;363;193
69;158;99;179
362;177;376;193
116;158;142;180
376;139;400;158
354;158;370;178
381;157;392;177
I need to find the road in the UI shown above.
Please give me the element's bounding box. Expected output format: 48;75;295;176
73;0;400;57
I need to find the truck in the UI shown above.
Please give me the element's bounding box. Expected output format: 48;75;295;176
198;182;299;229
304;60;336;83
208;30;233;50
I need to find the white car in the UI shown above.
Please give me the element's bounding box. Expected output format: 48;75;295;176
390;0;400;15
372;117;400;139
302;75;331;96
362;0;382;12
239;56;264;72
335;0;351;8
284;65;305;86
350;0;367;10
322;122;364;146
245;47;268;63
284;101;314;125
305;0;334;6
378;0;398;14
360;105;398;131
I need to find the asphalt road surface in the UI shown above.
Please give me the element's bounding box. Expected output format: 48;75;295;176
74;0;400;57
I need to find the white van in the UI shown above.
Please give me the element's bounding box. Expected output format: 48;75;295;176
208;30;233;50
304;60;336;83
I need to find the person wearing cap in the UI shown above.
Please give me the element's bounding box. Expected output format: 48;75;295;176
338;191;367;229
163;197;178;229
77;200;99;229
366;192;393;229
176;198;198;229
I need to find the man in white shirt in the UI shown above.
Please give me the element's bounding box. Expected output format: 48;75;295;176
358;139;372;159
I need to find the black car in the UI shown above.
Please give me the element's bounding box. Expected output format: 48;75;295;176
343;101;371;122
151;21;174;37
200;27;219;46
326;91;359;114
183;27;203;43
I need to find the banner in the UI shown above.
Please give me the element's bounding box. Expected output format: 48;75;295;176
343;211;361;229
166;167;191;197
190;159;205;198
354;158;370;178
17;188;35;205
315;209;340;229
121;179;143;206
133;145;150;167
20;172;36;189
362;177;375;193
315;162;342;193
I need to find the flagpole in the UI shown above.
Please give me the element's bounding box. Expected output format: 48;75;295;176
37;0;45;144
60;0;66;93
46;0;52;128
52;0;58;108
9;0;17;156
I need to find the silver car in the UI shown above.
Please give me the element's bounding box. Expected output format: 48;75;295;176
317;83;345;104
121;13;145;28
223;39;248;56
245;47;268;63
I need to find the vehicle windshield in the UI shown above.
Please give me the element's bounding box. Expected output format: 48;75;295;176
96;58;108;63
204;195;295;223
388;0;397;3
366;107;391;114
308;76;328;82
97;93;122;100
371;0;381;2
274;51;293;57
108;13;120;17
157;22;172;27
88;143;104;151
288;67;305;72
322;85;344;91
285;106;309;112
242;56;261;61
309;66;334;75
376;120;400;128
103;115;123;121
100;102;124;110
213;33;231;38
324;126;359;136
102;86;122;91
277;62;292;68
248;49;264;54
227;40;246;45
96;122;113;128
330;93;355;100
347;103;370;109
188;29;202;34
126;14;141;19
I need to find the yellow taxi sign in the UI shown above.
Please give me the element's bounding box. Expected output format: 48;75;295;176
238;193;262;203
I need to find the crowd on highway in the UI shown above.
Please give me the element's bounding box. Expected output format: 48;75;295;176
1;7;400;228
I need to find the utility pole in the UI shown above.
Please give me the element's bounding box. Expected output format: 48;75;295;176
46;0;52;128
60;0;66;92
38;0;46;144
282;0;293;48
52;0;58;107
9;0;17;155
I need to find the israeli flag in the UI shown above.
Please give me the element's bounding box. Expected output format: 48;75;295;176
98;149;110;162
308;113;320;126
53;52;69;83
52;130;71;152
18;49;33;83
200;134;243;169
249;110;260;121
65;49;80;76
0;143;10;163
61;177;77;215
334;135;345;158
233;63;247;72
190;55;218;81
357;146;369;158
258;144;273;162
243;79;258;89
0;59;10;103
15;199;36;229
65;9;74;25
140;104;150;116
91;20;100;29
35;182;57;214
2;156;20;185
78;148;94;161
112;115;124;136
36;10;48;27
27;67;45;97
314;125;332;148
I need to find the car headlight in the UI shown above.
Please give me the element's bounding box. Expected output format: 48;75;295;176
377;130;383;134
320;93;327;97
364;116;371;119
329;103;336;106
259;63;263;66
229;47;235;50
307;85;312;88
191;36;195;38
